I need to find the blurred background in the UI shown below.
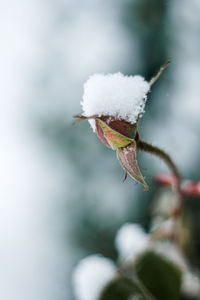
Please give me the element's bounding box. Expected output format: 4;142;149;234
1;0;200;299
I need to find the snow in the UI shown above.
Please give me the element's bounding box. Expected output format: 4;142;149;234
182;271;200;297
150;241;186;271
81;73;150;130
72;254;116;300
115;223;149;262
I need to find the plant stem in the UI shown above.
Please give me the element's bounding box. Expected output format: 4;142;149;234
137;139;181;186
137;138;183;217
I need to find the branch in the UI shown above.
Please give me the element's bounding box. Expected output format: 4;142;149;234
149;61;170;87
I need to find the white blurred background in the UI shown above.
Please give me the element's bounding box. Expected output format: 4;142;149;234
0;0;200;299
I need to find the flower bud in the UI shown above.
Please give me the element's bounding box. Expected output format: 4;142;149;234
75;72;151;190
95;117;135;150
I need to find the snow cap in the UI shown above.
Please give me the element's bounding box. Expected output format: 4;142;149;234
115;223;149;262
72;254;116;300
81;73;150;130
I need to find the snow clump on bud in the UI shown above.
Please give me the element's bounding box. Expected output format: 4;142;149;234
81;73;150;131
72;254;116;300
115;223;149;262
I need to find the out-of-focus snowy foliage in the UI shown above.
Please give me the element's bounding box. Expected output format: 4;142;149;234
115;223;149;262
72;255;116;300
73;221;200;299
72;223;150;300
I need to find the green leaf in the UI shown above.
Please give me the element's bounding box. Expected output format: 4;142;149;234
134;250;182;300
117;141;149;191
99;276;154;300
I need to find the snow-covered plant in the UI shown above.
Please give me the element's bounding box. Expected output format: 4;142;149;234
75;62;181;195
73;63;200;299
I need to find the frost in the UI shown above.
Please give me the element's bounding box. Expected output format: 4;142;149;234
115;223;149;262
72;254;116;300
81;73;150;130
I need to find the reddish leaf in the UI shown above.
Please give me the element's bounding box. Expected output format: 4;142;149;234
117;141;149;191
182;182;200;196
95;119;111;148
154;173;178;188
154;173;200;197
99;116;137;139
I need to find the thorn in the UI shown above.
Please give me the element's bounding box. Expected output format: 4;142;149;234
123;171;128;182
72;118;84;125
149;61;170;87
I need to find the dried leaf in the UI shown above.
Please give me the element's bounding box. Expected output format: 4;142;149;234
117;141;149;191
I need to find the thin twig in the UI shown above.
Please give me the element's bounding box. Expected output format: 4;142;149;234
149;61;170;87
73;114;98;125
